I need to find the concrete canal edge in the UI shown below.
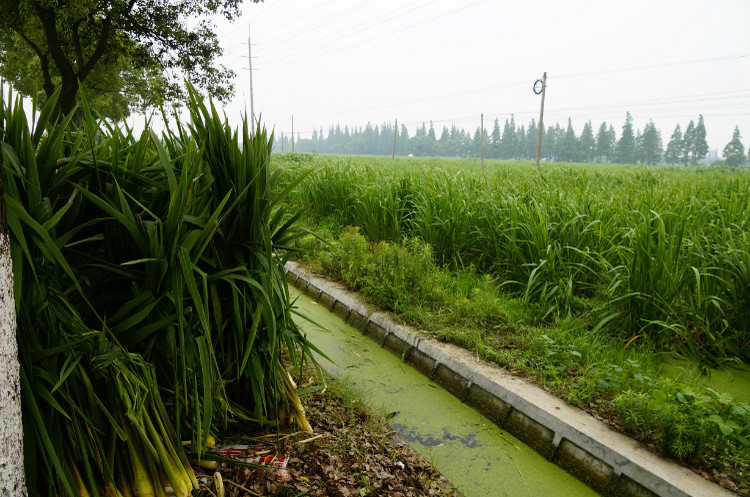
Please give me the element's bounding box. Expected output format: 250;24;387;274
285;261;738;497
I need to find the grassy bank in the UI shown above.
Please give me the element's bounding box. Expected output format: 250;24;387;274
275;153;750;494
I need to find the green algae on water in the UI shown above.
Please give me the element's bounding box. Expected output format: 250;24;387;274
291;289;599;497
660;357;750;403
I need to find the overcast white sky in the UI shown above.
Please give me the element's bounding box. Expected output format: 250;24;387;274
209;0;749;152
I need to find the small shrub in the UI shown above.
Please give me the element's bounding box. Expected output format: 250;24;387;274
362;236;437;310
614;382;750;461
320;226;370;287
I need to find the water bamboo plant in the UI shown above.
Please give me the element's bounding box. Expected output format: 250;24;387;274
290;157;750;364
1;82;314;496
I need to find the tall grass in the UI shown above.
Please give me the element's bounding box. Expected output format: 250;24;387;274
284;155;750;364
2;84;313;496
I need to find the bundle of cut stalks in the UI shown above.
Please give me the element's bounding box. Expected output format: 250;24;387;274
2;83;315;496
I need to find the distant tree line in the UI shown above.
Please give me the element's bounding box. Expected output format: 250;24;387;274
278;113;747;166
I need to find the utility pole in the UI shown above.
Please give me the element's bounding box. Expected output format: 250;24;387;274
534;72;547;170
281;132;284;153
392;118;397;160
291;115;295;153
481;113;485;167
248;24;256;131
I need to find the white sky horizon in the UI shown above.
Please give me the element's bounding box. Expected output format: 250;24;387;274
201;0;750;154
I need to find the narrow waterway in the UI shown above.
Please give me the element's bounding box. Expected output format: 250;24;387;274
291;289;599;497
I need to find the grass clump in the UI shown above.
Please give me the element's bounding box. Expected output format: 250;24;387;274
320;227;437;310
614;383;750;461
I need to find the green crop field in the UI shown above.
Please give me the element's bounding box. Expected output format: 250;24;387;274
284;154;750;365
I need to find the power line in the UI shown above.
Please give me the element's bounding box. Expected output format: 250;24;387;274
258;0;373;45
224;0;428;60
259;0;489;70
545;91;750;115
301;79;531;120
554;54;750;80
260;0;433;60
251;0;289;22
402;115;479;126
253;0;341;39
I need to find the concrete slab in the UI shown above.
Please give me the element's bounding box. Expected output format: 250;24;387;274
465;383;511;426
556;438;615;492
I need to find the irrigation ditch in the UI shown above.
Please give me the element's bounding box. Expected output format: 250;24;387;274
285;261;737;497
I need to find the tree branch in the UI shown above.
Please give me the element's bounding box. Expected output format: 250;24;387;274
71;19;85;71
12;28;54;96
79;0;137;81
88;83;124;95
79;16;112;80
34;4;75;82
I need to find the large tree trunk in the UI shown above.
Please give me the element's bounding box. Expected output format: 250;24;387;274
0;151;28;495
57;80;80;121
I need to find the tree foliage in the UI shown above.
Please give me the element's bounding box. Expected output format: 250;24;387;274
500;115;517;159
578;121;595;163
723;126;747;166
682;121;696;165
665;125;683;165
689;114;709;165
287;114;735;168
641;120;662;165
614;112;635;164
595;122;614;162
0;0;251;118
558;118;578;162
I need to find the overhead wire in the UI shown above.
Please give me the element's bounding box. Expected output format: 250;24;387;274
253;0;341;39
555;54;750;80
260;0;433;59
206;0;350;60
257;0;373;46
223;0;373;70
258;0;489;70
250;0;289;22
544;92;750;115
301;79;531;120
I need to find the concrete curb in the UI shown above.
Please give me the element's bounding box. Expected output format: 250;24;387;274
285;261;738;497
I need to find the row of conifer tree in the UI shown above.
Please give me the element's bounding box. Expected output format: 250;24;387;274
278;113;747;166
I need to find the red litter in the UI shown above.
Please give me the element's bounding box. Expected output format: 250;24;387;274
215;445;288;468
